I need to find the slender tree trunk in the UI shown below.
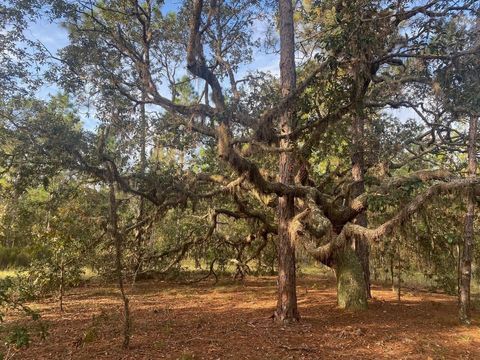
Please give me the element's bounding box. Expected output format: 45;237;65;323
390;256;395;292
108;180;131;348
351;112;371;299
274;0;299;323
194;256;201;269
459;115;477;324
457;243;461;305
397;251;401;302
59;262;64;312
134;90;148;279
135;17;153;278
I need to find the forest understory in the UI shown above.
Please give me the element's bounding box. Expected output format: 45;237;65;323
3;275;479;360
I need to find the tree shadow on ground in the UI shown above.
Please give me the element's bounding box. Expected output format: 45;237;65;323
4;276;480;360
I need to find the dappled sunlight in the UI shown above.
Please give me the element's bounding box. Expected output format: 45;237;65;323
1;1;479;358
3;276;478;359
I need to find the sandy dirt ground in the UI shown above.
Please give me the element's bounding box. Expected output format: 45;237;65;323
2;276;479;359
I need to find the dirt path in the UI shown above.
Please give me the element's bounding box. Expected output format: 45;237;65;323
2;276;479;359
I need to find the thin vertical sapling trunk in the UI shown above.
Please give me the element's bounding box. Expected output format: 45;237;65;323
459;115;477;324
397;250;401;302
59;261;65;312
133;95;148;279
457;243;461;305
108;178;132;348
390;255;395;292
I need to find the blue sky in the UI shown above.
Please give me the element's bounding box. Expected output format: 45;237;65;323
26;2;280;130
25;1;417;130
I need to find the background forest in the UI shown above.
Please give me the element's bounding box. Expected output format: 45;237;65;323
0;0;479;358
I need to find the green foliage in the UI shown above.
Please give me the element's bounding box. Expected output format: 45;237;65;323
5;326;30;349
82;326;98;344
370;193;480;295
36;321;50;341
0;276;39;322
0;174;106;298
0;248;30;269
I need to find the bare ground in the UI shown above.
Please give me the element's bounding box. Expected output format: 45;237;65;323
2;275;480;360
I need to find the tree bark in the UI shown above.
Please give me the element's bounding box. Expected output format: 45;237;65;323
397;250;401;302
390;255;395;292
350;112;371;299
274;0;299;323
59;261;64;312
331;110;370;310
334;248;368;310
459;115;477;324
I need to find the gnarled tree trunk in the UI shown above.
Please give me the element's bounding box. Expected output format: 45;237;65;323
274;0;299;323
333;247;368;310
351;109;371;299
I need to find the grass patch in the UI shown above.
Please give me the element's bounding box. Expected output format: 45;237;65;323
81;267;98;281
0;269;20;279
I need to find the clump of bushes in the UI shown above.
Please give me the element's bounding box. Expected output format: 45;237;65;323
0;247;31;269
